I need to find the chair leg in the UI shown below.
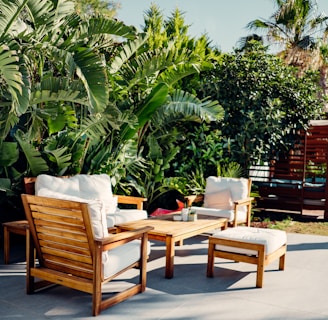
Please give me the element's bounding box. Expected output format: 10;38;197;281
256;248;265;288
92;245;103;317
26;231;34;294
279;253;286;270
207;241;215;277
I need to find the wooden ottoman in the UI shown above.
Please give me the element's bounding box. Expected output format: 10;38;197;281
207;226;287;288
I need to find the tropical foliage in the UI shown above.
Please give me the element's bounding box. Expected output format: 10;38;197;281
0;0;327;220
195;42;324;171
244;0;328;85
0;0;222;217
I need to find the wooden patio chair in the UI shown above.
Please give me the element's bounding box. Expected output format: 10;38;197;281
21;193;153;316
186;177;254;227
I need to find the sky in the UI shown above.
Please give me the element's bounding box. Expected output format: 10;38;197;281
116;0;328;53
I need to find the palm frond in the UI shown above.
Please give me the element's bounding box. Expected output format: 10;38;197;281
109;34;148;74
152;90;224;125
30;77;88;106
85;17;139;40
158;61;212;86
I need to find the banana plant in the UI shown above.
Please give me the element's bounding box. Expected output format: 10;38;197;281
0;0;141;207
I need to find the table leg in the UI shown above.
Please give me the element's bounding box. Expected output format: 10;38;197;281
3;225;10;264
165;235;175;279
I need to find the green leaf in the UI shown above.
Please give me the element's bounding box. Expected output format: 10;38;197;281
14;129;48;176
44;146;71;174
120;82;169;141
0;142;19;167
73;47;108;113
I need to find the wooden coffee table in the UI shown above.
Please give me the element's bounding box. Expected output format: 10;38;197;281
116;214;228;278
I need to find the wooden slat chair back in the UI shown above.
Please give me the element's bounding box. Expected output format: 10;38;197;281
21;193;152;316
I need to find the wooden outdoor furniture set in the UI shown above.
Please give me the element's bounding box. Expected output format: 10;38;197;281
3;174;287;316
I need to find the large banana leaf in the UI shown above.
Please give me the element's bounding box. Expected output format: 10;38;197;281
0;142;19;167
43;146;72;176
0;0;57;36
109;34;148;74
14;129;48;176
0;45;22;92
0;0;28;36
72;47;108;113
162;90;224;122
120;82;169;141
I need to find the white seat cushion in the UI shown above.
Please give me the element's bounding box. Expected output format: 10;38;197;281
103;240;151;279
106;209;148;228
212;227;287;256
190;206;247;223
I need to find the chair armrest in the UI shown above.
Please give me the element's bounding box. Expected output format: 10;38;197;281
96;226;154;251
115;195;147;210
234;197;254;205
233;197;254;227
185;194;204;207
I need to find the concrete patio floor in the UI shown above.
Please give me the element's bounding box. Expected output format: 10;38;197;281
1;232;328;320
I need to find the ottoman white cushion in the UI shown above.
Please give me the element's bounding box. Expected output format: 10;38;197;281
212;226;287;256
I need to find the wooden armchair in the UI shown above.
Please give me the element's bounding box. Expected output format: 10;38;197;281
186;177;254;227
21;194;153;316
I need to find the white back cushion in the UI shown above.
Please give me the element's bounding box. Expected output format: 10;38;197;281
204;188;233;210
77;174;115;213
204;177;249;213
35;174;80;197
35;174;117;214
